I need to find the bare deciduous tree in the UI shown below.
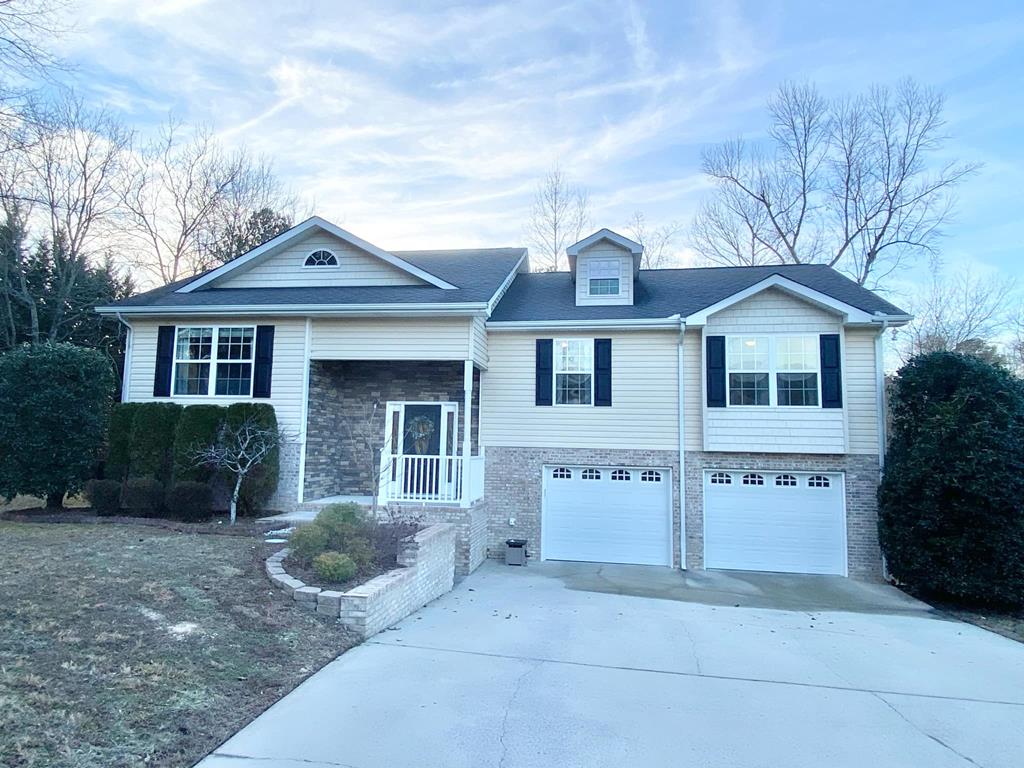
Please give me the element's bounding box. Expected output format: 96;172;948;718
692;80;979;286
526;166;589;272
625;210;682;269
337;399;391;514
897;258;1017;363
192;416;288;524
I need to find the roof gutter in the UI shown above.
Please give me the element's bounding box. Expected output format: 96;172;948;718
487;315;682;331
95;302;490;317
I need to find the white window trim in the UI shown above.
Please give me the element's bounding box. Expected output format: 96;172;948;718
587;258;625;298
302;249;341;269
724;333;823;409
172;324;256;398
553;337;594;407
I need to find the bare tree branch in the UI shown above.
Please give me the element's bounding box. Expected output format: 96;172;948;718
525;165;590;272
624;210;682;269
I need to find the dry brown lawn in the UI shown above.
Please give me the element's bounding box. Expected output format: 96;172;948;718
0;522;352;768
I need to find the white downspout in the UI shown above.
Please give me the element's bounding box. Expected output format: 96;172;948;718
874;320;890;470
678;319;687;570
115;312;133;402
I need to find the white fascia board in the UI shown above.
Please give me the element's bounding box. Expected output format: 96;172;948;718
566;228;643;256
684;274;895;326
485;250;529;317
487;315;681;331
177;216;457;293
96;302;488;317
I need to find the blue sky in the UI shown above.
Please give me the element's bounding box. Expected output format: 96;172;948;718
55;0;1024;295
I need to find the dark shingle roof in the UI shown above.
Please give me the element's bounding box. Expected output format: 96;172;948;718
104;248;527;309
488;264;908;322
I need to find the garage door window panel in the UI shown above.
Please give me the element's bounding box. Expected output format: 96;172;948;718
554;339;593;405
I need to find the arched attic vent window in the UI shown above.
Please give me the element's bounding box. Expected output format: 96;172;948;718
304;249;338;267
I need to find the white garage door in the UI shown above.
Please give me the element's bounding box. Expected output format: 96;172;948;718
543;465;672;566
704;470;847;575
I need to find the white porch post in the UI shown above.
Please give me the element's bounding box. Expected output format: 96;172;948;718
461;359;473;507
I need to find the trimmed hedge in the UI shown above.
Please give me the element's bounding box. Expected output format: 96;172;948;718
166;481;213;522
129;403;182;484
122;477;165;517
173;405;225;483
106;403;141;481
225;402;279;516
85;478;121;516
878;352;1024;606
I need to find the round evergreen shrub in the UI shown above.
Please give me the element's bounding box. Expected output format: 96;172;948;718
0;343;114;507
312;551;357;584
878;352;1024;606
165;481;213;522
85;478;122;516
129;403;182;485
289;523;329;565
121;477;165;518
173;405;227;483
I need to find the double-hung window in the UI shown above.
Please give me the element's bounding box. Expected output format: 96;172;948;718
173;326;255;397
554;338;593;405
588;259;621;296
725;335;820;407
726;336;770;405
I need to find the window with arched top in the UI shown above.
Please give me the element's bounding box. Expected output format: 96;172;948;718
640;470;662;483
808;475;831;488
611;469;631;481
742;473;764;486
581;468;601;480
709;472;731;485
775;474;797;487
304;249;338;267
552;467;571;479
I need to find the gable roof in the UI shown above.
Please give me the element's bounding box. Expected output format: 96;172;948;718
99;247;527;315
487;264;909;324
179;216;458;292
566;228;642;257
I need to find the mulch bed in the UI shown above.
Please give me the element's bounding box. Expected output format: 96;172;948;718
0;506;280;537
0;520;354;768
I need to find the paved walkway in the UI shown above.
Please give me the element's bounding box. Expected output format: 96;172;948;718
198;561;1024;767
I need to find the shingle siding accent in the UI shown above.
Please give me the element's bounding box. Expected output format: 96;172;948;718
483;447;682;567
683;451;883;579
303;361;479;501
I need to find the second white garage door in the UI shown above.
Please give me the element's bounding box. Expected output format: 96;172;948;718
542;465;672;566
704;470;847;575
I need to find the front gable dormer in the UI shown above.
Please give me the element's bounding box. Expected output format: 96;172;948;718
567;229;642;307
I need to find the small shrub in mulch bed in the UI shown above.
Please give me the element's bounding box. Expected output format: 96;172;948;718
313;551;357;583
85;479;121;516
166;481;214;522
122;477;165;518
285;503;420;588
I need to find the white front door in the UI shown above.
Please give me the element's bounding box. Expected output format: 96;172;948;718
703;470;847;575
542;465;672;566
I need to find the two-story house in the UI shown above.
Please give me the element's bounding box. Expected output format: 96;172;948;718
97;217;910;579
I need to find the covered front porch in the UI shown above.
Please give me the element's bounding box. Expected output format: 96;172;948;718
301;358;484;508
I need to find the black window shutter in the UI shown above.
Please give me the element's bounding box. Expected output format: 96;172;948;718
535;339;553;406
820;333;842;408
594;338;612;406
153;325;175;397
253;325;275;398
706;335;726;407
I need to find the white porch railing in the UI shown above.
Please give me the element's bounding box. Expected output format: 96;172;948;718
379;452;485;506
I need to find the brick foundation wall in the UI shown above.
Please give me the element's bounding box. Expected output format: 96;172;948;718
483;447;682;567
303;361;480;500
683;451;883;579
267;439;301;511
413;500;489;576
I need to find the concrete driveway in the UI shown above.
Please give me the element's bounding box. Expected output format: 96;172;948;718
199;561;1024;768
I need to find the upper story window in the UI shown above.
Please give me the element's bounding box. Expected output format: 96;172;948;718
174;326;255;397
554;338;593;405
588;259;621;296
304;249;338;267
726;335;820;407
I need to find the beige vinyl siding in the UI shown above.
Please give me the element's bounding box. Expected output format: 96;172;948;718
124;317;307;435
216;231;425;289
574;245;634;306
703;288;846;454
479;330;679;450
683;327;703;451
845;326;880;454
310;317;474;361
470;315;488;368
